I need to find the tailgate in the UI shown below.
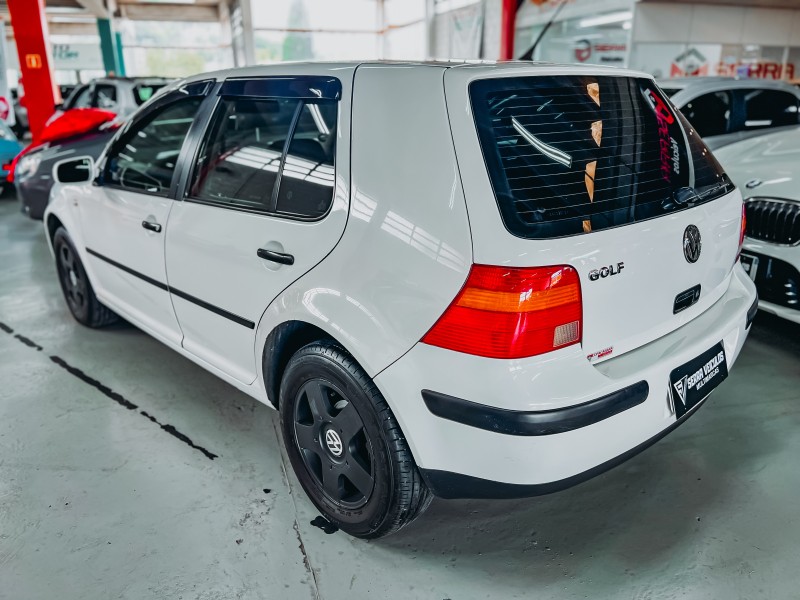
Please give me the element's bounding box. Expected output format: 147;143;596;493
444;64;742;363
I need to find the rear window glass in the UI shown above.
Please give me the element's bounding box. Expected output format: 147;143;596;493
470;75;733;239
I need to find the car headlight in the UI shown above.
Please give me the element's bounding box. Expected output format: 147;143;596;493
15;152;43;181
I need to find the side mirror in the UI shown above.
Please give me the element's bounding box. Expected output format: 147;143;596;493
53;156;95;184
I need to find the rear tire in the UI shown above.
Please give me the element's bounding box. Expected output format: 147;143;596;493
279;340;432;539
53;227;118;328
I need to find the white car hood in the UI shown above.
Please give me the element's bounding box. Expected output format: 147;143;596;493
715;126;800;199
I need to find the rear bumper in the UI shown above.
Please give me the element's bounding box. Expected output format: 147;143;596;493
375;265;757;498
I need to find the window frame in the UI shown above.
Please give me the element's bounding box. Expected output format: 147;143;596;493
97;81;213;199
182;75;341;223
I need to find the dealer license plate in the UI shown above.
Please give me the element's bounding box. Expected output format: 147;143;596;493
669;342;728;419
740;253;759;281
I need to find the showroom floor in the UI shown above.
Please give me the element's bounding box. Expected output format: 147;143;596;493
1;193;800;600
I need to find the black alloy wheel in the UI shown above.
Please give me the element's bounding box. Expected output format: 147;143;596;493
293;379;375;509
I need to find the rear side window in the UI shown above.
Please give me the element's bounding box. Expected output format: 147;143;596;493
190;97;337;218
682;91;731;137
275;102;337;218
470;75;732;239
741;89;800;130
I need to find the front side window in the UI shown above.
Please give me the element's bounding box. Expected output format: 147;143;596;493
190;97;337;218
104;97;202;195
741;89;800;130
94;84;118;110
682;91;731;138
470;75;732;239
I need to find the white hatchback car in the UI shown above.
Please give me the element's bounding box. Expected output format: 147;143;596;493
45;62;757;539
714;126;800;324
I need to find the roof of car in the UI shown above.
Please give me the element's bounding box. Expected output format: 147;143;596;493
87;76;174;86
178;60;651;87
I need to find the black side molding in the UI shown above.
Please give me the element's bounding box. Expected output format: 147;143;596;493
85;247;255;329
421;380;649;437
421;393;710;499
746;294;759;329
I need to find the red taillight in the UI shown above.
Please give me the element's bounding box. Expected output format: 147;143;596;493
421;264;582;359
737;202;747;260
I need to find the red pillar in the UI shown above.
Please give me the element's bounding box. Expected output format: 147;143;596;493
8;0;61;143
500;0;516;60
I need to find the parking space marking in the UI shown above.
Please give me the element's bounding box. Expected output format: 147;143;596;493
0;319;219;461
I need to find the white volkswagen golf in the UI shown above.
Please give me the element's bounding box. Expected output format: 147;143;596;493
44;62;757;539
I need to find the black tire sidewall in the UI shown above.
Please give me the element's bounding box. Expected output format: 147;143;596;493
53;228;91;325
280;346;396;537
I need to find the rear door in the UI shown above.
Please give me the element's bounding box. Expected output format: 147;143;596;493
164;73;351;383
445;66;743;363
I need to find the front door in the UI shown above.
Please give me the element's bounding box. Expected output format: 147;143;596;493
81;90;206;345
164;75;350;383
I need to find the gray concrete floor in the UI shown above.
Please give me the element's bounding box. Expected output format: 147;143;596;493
1;191;800;600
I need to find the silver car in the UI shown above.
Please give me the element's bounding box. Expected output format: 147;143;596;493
658;77;800;150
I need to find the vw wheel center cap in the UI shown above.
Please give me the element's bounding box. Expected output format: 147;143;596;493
324;428;343;457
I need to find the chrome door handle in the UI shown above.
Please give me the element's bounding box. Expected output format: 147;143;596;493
142;220;162;233
257;248;294;265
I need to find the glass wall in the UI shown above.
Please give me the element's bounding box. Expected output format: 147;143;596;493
121;20;232;77
515;8;632;66
250;0;425;62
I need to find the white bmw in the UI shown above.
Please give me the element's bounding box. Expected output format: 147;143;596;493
44;62;757;538
714;126;800;325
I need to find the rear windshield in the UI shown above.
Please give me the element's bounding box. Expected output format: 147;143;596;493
470;76;732;239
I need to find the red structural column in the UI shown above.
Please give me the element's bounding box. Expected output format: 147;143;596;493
8;0;61;143
500;0;517;60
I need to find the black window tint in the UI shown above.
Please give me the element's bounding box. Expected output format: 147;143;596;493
191;98;299;211
742;89;800;130
105;97;202;195
275;101;337;218
681;91;731;138
470;76;732;240
95;84;118;110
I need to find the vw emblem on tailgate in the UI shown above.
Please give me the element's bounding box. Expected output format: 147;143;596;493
683;225;702;263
